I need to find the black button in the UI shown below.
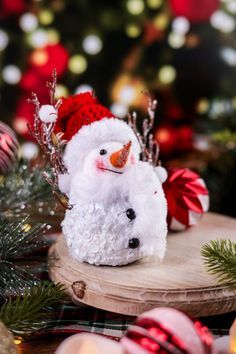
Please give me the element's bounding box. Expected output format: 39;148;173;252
129;238;140;249
126;208;136;221
100;149;107;155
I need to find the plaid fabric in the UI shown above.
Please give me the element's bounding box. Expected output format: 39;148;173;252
42;302;236;339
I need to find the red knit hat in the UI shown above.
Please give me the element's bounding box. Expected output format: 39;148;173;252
54;92;114;141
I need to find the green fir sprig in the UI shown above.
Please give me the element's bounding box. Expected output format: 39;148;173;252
201;239;236;290
0;281;66;336
0;161;64;224
0;218;50;298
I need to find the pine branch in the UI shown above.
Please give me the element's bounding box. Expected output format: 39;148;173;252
0;160;64;223
201;239;236;290
0;281;66;336
0;219;49;297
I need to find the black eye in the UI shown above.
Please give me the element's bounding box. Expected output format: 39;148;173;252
126;208;136;221
129;238;140;249
100;149;107;155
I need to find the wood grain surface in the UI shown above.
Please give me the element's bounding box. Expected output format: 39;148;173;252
49;212;236;317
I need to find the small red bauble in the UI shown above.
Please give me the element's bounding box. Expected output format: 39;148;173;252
121;307;215;354
163;168;209;231
54;92;114;141
30;44;69;78
169;0;219;23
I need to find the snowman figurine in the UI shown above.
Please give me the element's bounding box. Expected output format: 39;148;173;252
37;90;168;266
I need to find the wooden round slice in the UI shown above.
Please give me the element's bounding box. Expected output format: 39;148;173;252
48;212;236;317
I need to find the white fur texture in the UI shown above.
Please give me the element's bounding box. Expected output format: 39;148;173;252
62;160;167;266
38;105;57;123
60;118;168;266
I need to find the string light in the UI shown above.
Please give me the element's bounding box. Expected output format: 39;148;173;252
2;65;21;84
196;98;210;114
172;17;190;35
126;0;145;15
75;84;93;94
14;337;22;345
30;48;48;66
20;142;39;160
125;23;141;37
221;47;236;66
210;10;235;33
69;55;87;74
82;34;102;55
47;28;60;44
158;65;176;84
153;13;169;30
119;85;136;104
226;0;236;14
19;13;38;32
22;223;32;232
55;84;69;99
147;0;162;9
0;30;9;51
110;102;128;118
38;9;54;25
168;32;185;48
28;29;48;48
13;117;28;134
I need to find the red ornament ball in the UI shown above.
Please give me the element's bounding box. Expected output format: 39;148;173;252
155;125;193;155
54;92;114;141
0;121;19;175
121;307;215;354
163;168;209;231
170;0;219;23
30;44;69;78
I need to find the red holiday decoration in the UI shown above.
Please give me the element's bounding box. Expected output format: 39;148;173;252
169;0;219;23
54;92;114;141
163;168;209;231
20;69;47;94
0;121;19;174
121;307;214;354
0;0;25;18
155;124;193;155
30;44;69;78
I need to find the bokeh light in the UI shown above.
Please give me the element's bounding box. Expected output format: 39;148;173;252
28;29;48;48
69;55;87;74
75;84;93;94
168;32;185;48
158;65;176;84
82;35;103;55
126;0;145;15
210;10;235;33
172;17;190;35
0;30;9;51
125;23;141;38
38;9;54;25
110;102;128;118
19;13;38;32
2;65;21;84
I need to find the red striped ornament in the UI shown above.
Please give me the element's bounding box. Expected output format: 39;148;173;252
163;169;209;231
0;121;19;175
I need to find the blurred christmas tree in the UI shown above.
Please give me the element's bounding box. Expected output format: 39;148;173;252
0;0;236;216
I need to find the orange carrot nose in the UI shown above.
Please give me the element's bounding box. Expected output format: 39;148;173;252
110;141;132;168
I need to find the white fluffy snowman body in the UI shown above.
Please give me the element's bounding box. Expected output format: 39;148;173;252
59;118;168;266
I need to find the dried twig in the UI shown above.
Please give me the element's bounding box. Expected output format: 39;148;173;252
128;96;159;165
28;70;70;209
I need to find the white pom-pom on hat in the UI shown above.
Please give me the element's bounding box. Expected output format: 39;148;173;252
38;105;58;123
155;166;168;183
